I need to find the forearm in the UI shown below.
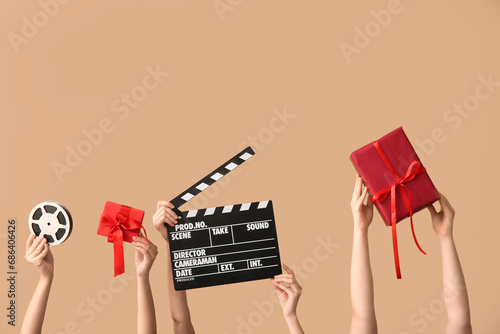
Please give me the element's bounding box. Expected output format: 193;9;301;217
20;274;53;334
439;236;472;333
137;275;157;334
169;290;195;334
284;314;304;334
350;228;377;333
165;241;195;333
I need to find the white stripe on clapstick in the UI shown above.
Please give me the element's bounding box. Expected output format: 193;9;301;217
225;162;238;171
240;203;251;211
204;207;216;216
222;205;233;213
187;210;198;218
196;183;209;191
240;152;253;160
211;172;223;181
181;193;195;202
257;201;269;209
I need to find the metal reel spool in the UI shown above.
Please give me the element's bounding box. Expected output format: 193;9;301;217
29;201;73;246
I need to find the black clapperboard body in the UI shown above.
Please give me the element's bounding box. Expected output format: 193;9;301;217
167;147;282;290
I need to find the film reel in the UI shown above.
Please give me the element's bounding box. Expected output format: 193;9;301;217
29;201;73;246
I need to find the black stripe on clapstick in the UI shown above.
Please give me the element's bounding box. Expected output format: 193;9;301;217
170;147;255;209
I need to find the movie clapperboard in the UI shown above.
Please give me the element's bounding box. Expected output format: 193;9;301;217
167;147;282;290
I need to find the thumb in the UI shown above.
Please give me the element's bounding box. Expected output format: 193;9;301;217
427;204;437;216
367;197;374;210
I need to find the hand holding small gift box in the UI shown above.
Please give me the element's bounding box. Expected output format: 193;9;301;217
97;201;147;276
350;127;440;279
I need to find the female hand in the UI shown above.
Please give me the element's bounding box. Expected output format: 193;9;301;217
25;233;54;277
153;201;179;240
350;174;374;230
271;263;302;319
133;235;158;278
428;193;455;239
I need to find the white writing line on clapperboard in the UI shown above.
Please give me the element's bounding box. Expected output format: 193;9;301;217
172;238;276;253
173;247;276;260
171;219;272;233
175;255;278;271
177;264;280;281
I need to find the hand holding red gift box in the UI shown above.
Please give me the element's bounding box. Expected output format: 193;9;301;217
350;127;440;279
97;201;147;276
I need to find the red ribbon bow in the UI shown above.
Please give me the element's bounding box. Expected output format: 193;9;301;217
98;205;147;276
370;141;427;279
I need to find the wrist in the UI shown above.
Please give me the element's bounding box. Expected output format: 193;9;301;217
137;272;151;282
353;225;369;234
39;272;54;283
284;312;301;327
438;234;454;244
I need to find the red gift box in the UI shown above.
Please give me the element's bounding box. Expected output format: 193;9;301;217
350;127;440;279
97;201;146;276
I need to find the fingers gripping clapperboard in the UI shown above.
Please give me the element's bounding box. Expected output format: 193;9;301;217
167;147;282;290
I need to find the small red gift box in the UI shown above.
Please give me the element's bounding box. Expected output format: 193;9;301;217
350;127;440;279
97;201;146;276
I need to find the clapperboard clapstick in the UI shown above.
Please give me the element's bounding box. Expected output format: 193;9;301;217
167;147;282;290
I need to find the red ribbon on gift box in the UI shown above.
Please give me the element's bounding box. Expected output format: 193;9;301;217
97;204;147;277
370;141;427;279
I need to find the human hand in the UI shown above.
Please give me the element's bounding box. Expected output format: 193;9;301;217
153;201;179;240
25;233;54;278
271;263;302;319
350;174;374;230
133;235;158;278
427;193;455;239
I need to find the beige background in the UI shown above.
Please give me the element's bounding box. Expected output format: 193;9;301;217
1;0;500;333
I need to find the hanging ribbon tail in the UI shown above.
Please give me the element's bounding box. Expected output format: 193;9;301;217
409;213;426;255
390;186;402;279
398;185;427;255
112;227;125;277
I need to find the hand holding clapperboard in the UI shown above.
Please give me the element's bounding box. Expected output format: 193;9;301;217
166;147;282;290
